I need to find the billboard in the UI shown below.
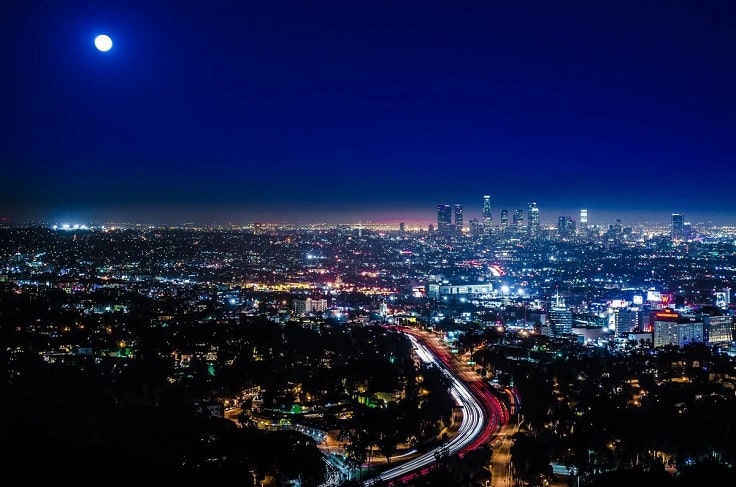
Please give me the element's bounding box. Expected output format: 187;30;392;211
716;292;728;310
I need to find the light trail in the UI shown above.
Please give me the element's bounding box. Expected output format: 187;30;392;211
363;333;491;485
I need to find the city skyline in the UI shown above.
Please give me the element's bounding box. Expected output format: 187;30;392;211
2;1;735;226
1;194;728;229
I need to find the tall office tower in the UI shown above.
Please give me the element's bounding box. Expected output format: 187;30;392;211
454;204;464;233
500;209;509;232
527;202;540;237
578;209;588;236
616;308;642;335
614;218;622;234
482;195;493;233
558;216;576;237
549;290;573;336
437;204;452;233
513;209;524;234
549;307;573;337
671;213;685;240
469;218;482;236
399;222;405;233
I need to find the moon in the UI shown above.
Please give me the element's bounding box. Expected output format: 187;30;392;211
94;34;113;52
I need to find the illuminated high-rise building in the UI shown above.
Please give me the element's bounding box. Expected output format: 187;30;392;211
701;313;732;345
482;195;492;234
513;209;524;234
653;309;703;348
469;218;481;236
671;213;685;240
454;204;464;233
437;204;452;233
558;216;576;237
500;209;508;232
293;297;329;315
579;209;588;236
616;308;642;335
549;291;572;336
527;202;540;237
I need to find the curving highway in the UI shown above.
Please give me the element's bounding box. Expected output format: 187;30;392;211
363;328;508;485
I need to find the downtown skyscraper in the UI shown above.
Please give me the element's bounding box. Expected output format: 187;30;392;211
672;213;685;240
455;204;464;233
482;195;493;234
437;204;452;233
513;209;524;235
527;202;540;238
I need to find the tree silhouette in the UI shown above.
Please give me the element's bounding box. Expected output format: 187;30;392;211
510;433;553;486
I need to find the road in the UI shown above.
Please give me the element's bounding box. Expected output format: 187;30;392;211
489;422;515;487
225;326;514;487
362;327;510;486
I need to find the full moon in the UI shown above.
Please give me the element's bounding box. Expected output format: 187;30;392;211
94;34;113;52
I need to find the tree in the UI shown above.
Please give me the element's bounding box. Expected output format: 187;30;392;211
376;415;402;464
510;433;553;486
343;428;371;480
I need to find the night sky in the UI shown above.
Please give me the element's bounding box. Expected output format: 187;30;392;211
2;1;735;226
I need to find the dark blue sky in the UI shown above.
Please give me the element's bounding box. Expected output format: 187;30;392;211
2;1;735;226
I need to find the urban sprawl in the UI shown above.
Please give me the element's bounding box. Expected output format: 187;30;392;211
2;204;736;487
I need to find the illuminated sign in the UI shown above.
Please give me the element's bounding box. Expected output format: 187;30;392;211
647;290;661;302
655;310;678;319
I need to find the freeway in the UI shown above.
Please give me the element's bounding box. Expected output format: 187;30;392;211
363;328;508;486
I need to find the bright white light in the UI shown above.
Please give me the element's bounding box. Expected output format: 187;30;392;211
94;34;113;52
501;285;510;294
